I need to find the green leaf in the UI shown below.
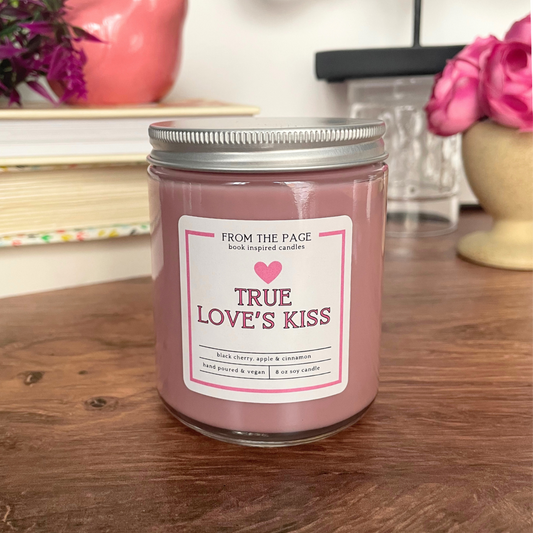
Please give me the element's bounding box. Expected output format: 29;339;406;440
0;21;19;39
72;25;102;42
41;0;62;11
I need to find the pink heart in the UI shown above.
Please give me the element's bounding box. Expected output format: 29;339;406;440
254;261;282;284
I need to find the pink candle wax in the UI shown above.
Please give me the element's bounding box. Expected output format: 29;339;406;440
148;118;388;446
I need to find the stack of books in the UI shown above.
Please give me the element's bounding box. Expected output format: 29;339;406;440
0;100;259;247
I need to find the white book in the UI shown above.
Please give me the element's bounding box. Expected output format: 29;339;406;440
0;100;259;166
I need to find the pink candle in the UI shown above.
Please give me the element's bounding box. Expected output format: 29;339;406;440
148;118;388;446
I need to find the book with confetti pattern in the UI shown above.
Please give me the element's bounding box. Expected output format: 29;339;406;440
0;163;150;247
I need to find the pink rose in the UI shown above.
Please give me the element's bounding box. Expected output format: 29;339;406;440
426;37;498;136
505;14;531;46
481;39;532;131
457;35;500;69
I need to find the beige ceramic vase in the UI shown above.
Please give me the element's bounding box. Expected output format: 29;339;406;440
457;120;533;270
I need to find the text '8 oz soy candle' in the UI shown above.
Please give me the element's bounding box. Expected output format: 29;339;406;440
147;118;388;446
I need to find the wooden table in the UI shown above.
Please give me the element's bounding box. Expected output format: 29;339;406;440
1;211;531;533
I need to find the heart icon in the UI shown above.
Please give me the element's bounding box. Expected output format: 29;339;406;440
254;261;282;284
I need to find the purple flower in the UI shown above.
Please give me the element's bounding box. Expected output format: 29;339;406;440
0;0;101;105
0;6;32;18
26;79;55;102
0;42;25;59
8;88;20;105
20;21;54;35
72;25;103;43
47;44;88;101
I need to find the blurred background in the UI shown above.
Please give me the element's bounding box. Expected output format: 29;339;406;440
1;0;530;298
170;0;528;116
20;0;530;116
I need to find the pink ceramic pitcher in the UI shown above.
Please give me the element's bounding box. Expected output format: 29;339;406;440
61;0;187;105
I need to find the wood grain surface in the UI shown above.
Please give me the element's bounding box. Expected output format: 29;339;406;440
0;211;531;533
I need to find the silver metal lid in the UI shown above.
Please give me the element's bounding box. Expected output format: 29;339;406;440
148;117;387;173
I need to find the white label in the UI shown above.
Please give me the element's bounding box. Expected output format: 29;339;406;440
178;215;352;404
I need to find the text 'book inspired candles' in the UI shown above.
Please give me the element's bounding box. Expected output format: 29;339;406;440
147;118;388;446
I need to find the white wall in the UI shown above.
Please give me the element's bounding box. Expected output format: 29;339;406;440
169;0;529;116
0;236;151;299
4;0;529;298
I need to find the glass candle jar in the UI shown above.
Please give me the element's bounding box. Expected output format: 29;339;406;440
348;76;461;237
147;118;388;446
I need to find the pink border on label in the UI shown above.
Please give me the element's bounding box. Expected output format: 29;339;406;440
318;229;346;385
185;230;215;384
185;228;346;394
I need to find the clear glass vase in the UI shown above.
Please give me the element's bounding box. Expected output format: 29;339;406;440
349;76;461;237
